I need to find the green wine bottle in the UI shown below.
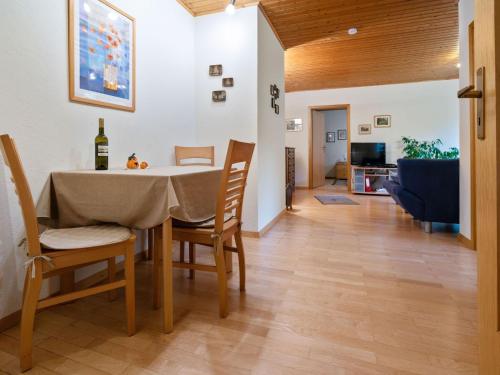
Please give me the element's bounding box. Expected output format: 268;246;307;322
95;118;109;170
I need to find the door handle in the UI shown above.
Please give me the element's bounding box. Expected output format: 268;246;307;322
457;67;485;140
457;85;482;98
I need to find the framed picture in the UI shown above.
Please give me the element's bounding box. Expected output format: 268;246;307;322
326;132;336;143
222;77;234;87
337;129;347;140
286;118;303;132
358;124;371;135
209;64;223;76
69;0;136;112
374;115;391;128
212;90;226;102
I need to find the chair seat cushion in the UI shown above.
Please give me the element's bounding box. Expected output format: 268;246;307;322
40;225;132;250
173;214;234;229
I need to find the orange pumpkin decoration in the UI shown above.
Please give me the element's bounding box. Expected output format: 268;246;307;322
140;161;149;169
127;153;139;169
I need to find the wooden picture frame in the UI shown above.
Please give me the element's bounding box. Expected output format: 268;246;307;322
68;0;136;112
374;115;391;128
212;90;226;102
209;65;223;76
222;77;234;87
358;124;371;135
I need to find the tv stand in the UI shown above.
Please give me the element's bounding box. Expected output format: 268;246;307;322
351;165;397;196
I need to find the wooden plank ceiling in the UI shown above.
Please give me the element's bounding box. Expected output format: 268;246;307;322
179;0;459;92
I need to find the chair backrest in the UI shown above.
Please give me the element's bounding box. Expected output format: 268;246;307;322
0;134;41;256
175;146;215;166
214;140;255;233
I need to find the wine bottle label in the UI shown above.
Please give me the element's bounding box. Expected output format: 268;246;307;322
97;145;109;157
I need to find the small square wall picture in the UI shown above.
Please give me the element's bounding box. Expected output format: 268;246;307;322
209;64;223;76
374;115;391;128
69;0;136;112
337;129;347;140
212;90;226;102
222;77;234;87
326;132;336;143
358;124;371;135
286;118;303;132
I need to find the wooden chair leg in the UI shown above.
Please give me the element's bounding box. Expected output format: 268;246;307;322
234;230;246;292
124;242;136;336
153;226;161;309
108;258;117;301
141;230;148;260
213;237;228;318
180;241;185;263
189;243;196;280
20;263;42;372
147;228;154;260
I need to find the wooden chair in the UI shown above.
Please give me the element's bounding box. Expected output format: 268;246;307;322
0;134;136;372
175;145;215;166
174;145;215;278
154;140;255;317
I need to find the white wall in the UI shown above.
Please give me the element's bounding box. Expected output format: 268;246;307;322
324;110;347;176
0;0;196;319
257;9;285;230
194;7;259;231
194;6;285;232
458;0;475;240
285;80;460;187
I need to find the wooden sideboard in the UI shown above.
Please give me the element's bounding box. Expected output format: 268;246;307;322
335;161;348;180
286;147;295;191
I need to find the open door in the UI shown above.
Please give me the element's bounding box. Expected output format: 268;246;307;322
473;0;500;372
311;110;326;188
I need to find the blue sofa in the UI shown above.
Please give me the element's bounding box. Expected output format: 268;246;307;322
383;159;459;232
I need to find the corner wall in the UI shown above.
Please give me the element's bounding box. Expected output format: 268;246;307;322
285;80;460;187
194;6;285;232
257;9;285;230
194;7;259;231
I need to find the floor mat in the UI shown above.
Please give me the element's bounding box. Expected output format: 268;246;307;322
314;195;360;205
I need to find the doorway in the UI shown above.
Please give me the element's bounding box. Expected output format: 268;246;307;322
308;104;351;190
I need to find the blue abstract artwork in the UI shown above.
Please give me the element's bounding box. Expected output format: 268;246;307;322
70;0;134;111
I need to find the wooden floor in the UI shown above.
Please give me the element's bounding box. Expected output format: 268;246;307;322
0;184;478;374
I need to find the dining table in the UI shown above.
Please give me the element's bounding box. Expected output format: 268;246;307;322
36;165;223;333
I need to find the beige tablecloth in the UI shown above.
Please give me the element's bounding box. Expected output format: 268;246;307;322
36;166;222;229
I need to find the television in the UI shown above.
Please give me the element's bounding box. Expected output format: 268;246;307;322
351;143;386;166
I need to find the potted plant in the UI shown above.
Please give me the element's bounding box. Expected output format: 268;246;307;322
401;137;459;159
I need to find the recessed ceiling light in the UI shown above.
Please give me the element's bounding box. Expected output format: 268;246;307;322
456;63;461;68
348;27;358;35
225;0;236;15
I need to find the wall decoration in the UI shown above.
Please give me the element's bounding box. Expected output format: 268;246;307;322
270;84;280;98
374;115;391;128
209;64;223;76
326;132;336;143
222;77;234;87
358;124;371;135
212;90;226;102
270;84;280;115
69;0;136;112
286;118;303;132
337;129;347;140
